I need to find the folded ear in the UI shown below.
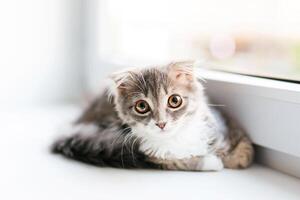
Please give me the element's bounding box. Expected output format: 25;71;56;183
168;61;195;84
110;70;130;90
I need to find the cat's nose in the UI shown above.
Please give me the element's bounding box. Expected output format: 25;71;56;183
155;122;166;130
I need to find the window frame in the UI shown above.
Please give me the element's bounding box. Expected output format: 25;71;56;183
199;68;300;177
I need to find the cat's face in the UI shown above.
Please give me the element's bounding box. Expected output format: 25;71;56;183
111;62;203;138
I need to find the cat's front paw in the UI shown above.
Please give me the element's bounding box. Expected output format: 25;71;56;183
198;155;224;171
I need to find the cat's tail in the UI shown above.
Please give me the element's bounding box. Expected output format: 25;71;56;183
51;123;159;169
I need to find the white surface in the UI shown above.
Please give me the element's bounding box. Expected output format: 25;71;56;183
0;0;83;106
1;105;300;200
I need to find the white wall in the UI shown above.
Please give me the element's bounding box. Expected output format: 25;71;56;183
0;0;84;108
82;0;125;94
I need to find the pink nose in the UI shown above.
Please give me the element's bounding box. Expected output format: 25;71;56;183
155;122;166;130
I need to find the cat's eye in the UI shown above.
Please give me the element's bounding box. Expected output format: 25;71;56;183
168;94;182;109
135;100;150;114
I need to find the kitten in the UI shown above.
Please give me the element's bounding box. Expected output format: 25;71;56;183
52;61;254;171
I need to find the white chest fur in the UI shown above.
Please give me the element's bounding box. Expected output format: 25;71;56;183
135;112;219;160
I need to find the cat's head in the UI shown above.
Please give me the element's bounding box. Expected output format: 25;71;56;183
110;61;205;138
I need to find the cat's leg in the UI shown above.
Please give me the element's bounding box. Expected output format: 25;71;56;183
197;155;224;171
212;110;254;169
217;114;254;169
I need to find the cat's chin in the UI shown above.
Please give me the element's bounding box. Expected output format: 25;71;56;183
151;129;173;136
147;128;179;139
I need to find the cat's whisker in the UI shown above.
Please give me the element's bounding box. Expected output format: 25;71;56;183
111;131;123;147
120;126;131;133
207;104;226;107
125;134;136;165
111;127;128;147
120;133;132;168
120;135;128;168
139;72;147;89
105;90;113;104
196;76;207;83
130;137;139;165
111;126;132;147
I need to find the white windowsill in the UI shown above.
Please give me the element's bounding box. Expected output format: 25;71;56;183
0;104;299;200
198;68;300;177
196;68;300;103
